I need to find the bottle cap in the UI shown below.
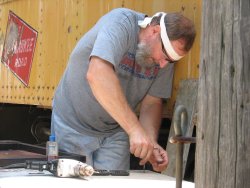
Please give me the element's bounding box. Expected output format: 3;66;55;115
49;135;56;142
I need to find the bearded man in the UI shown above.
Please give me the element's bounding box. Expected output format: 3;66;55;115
51;8;196;172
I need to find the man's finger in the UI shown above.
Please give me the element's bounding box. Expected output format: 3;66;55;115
139;144;148;159
152;160;168;172
130;144;136;154
153;148;164;164
139;147;153;165
134;146;142;157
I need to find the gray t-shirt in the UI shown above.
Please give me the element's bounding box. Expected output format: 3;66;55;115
53;8;174;136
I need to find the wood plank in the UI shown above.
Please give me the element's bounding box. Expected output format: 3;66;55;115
196;0;250;187
162;79;198;177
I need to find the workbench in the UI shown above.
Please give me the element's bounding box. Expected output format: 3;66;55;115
0;169;194;188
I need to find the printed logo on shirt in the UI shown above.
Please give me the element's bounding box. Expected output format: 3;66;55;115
118;52;160;80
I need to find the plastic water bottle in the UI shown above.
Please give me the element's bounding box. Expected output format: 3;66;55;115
46;134;58;161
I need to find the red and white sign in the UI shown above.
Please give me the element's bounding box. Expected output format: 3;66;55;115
1;11;38;86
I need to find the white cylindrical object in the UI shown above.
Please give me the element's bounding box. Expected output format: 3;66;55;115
56;159;94;178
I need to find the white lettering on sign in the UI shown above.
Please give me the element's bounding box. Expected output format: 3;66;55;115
14;57;27;67
15;38;34;53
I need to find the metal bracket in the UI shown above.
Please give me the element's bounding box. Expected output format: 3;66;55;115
169;105;196;188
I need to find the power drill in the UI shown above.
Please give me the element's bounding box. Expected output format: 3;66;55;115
25;158;94;177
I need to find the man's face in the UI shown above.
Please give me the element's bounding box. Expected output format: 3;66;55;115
136;34;187;68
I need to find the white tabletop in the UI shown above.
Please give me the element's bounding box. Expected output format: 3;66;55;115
0;169;194;188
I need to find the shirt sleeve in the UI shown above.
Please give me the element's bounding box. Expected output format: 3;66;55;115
90;19;131;67
148;63;174;99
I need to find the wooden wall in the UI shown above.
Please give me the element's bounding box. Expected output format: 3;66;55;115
195;0;250;187
0;0;201;118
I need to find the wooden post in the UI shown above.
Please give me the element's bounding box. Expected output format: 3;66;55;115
195;0;250;187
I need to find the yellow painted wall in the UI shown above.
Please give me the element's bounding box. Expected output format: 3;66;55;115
0;0;201;116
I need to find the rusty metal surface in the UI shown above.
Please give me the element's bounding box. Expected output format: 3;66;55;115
169;136;196;144
0;140;86;167
0;150;44;159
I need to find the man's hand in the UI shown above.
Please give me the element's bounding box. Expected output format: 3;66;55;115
138;94;167;171
129;126;154;165
147;144;169;172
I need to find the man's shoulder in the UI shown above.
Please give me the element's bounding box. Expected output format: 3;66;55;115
109;8;140;15
106;8;144;21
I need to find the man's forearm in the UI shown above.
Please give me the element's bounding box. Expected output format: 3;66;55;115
139;95;163;142
87;57;141;135
87;57;155;163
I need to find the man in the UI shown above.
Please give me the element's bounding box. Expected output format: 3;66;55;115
51;8;196;172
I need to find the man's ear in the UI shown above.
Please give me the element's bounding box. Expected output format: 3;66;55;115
152;24;161;34
144;24;160;38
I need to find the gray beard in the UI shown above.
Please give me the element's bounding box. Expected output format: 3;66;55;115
135;42;156;68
